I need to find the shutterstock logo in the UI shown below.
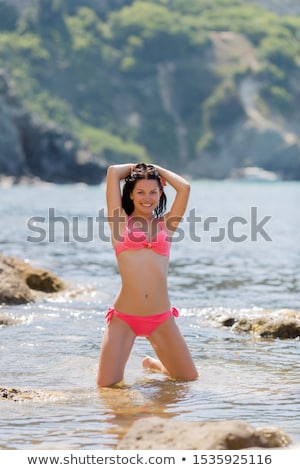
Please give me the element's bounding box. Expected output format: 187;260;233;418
26;207;272;243
185;207;272;242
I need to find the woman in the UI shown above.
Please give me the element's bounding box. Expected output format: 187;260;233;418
97;163;198;387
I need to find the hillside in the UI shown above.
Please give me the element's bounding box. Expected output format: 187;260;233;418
1;0;300;181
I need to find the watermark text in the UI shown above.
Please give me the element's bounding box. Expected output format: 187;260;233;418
26;207;272;244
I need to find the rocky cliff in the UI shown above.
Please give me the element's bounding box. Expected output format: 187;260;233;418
186;32;300;179
0;70;105;184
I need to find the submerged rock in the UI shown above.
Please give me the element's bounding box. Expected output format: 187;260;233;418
0;312;22;326
0;253;65;305
0;387;28;400
0;387;66;401
116;417;291;450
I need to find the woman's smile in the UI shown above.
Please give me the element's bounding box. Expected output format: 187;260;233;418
131;180;161;214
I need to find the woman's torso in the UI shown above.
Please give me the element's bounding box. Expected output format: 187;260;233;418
112;216;171;315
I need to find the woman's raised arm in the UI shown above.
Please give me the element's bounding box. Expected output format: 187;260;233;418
155;165;190;231
105;164;134;218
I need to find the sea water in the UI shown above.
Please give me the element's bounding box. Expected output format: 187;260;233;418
0;180;299;449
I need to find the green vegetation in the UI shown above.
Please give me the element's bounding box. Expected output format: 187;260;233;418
0;0;300;168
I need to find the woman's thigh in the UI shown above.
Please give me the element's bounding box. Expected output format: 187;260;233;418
148;316;198;381
97;316;136;387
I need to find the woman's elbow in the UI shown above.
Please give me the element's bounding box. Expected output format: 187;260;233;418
184;181;191;195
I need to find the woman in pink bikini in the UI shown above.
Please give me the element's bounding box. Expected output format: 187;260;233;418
96;163;198;387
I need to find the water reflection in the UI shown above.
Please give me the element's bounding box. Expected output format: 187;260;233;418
97;379;191;444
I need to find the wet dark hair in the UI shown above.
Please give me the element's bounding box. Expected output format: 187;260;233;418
122;163;167;217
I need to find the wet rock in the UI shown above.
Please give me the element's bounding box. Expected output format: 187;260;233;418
221;309;300;339
0;388;21;400
116;417;291;450
3;256;65;293
256;426;292;448
0;387;66;401
251;319;300;338
0;312;21;326
0;257;34;304
0;253;65;305
222;317;236;327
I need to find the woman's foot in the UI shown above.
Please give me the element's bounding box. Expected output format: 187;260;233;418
142;356;166;374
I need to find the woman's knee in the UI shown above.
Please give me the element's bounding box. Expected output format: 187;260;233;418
149;331;198;381
97;324;135;388
96;375;123;388
181;368;199;382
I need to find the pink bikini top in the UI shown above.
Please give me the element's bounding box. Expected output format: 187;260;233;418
115;217;170;258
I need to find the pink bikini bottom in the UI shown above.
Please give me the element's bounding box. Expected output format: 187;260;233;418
105;306;179;337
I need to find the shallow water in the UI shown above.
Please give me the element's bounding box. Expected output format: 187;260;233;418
0;180;299;449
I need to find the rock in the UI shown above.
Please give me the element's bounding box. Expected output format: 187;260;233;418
116;417;291;450
0;387;66;401
0;312;22;326
0;257;34;304
220;309;300;339
256;426;292;448
187;69;300;180
247;318;300;339
0;253;65;305
0;69;105;184
0;387;30;400
3;255;65;293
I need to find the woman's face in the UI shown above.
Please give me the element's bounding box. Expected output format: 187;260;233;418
130;179;161;216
